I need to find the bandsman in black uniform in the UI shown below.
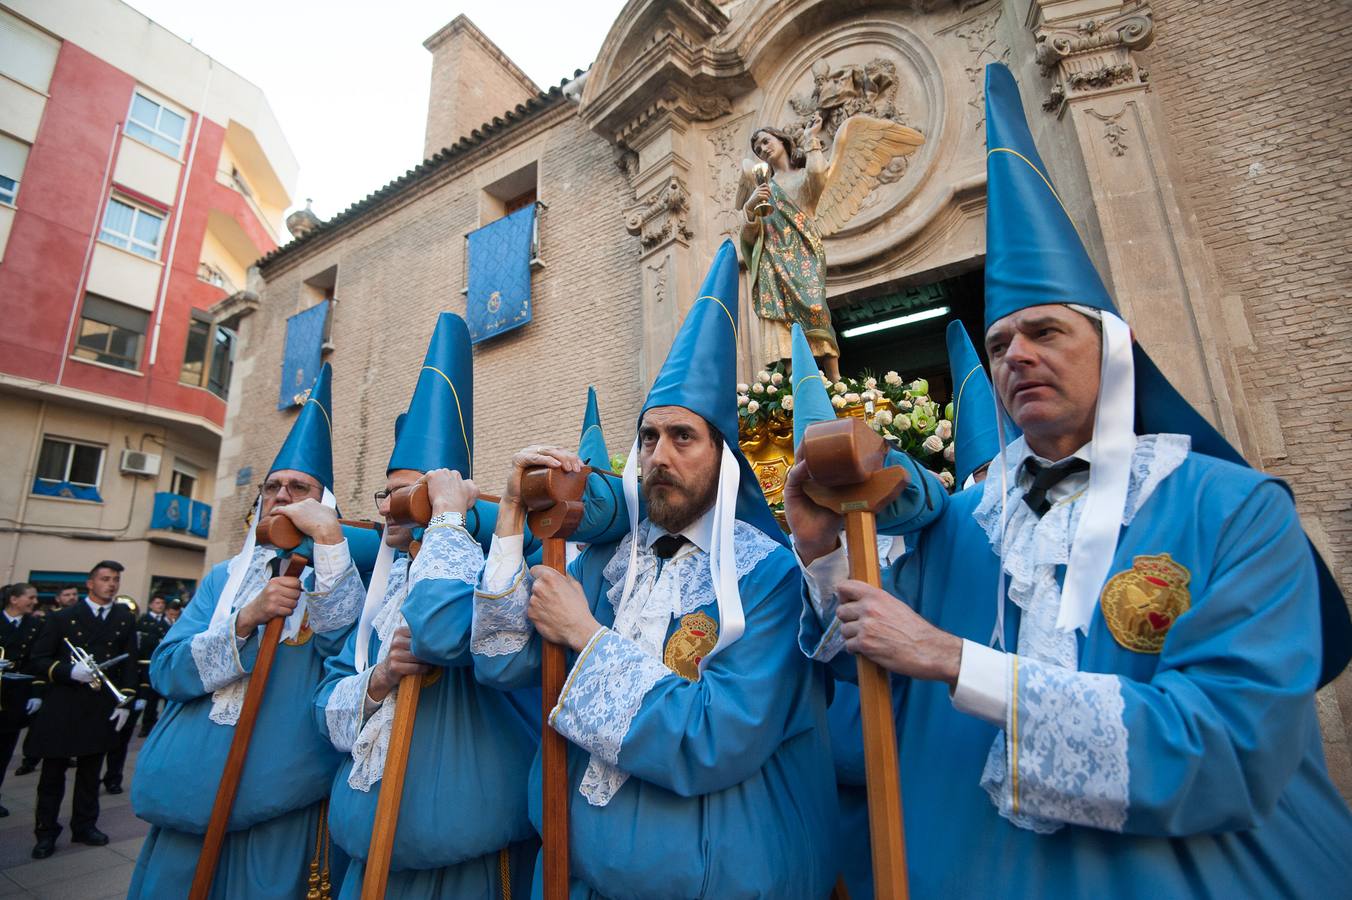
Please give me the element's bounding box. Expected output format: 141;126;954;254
135;595;170;736
26;560;137;859
1;582;42;817
13;586;78;778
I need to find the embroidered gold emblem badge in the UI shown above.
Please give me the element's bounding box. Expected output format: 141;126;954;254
1099;553;1191;654
663;612;718;681
282;611;313;647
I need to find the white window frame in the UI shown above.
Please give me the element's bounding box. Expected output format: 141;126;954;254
170;462;198;499
0;173;15;206
35;437;106;490
125;90;188;158
99;195;166;260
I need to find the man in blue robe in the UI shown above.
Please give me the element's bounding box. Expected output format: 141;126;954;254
788;63;1352;898
471;242;859;899
130;363;366;899
315;312;540;898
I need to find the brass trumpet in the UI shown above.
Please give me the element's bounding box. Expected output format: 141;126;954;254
63;638;132;707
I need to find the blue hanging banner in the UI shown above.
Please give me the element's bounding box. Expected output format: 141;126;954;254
466;204;535;344
278;300;329;410
32;479;102;502
189;499;212;537
151;492;189;530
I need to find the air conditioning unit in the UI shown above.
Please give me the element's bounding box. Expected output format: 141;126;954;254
120;449;162;477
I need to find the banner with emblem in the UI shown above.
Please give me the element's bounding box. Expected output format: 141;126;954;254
277;300;330;410
466;204;535;344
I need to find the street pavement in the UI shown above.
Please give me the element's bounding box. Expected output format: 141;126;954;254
0;737;148;899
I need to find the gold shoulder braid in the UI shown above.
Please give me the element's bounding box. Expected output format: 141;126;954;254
1099;553;1191;654
664;612;719;681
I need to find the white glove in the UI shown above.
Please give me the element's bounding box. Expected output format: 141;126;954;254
133;699;146;711
26;698;42;715
109;707;130;731
71;661;96;684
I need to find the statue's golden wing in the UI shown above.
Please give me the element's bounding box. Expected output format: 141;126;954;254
815;115;925;236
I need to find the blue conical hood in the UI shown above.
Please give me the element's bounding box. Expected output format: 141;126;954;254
578;387;610;469
388;313;473;475
945;321;1002;485
791;323;835;452
270;362;334;490
641;240;786;546
983;62;1349;686
984;63;1116;331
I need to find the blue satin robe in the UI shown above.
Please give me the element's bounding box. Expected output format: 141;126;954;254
314;526;540;898
130;553;363;899
802;452;1352;898
474;525;840;900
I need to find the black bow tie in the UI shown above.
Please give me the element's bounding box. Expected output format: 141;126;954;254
1022;457;1090;517
651;534;689;560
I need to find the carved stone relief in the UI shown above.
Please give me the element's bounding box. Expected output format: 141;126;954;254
940;1;1009;134
625;176;696;249
705;114;752;239
1085;108;1129;156
646;255;669;306
1033;2;1154;111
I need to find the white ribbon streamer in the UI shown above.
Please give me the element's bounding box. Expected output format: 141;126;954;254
354;537;397;673
1056;311;1134;633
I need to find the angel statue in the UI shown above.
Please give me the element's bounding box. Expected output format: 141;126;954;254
737;112;924;381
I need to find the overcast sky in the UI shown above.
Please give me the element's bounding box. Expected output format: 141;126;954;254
122;0;627;223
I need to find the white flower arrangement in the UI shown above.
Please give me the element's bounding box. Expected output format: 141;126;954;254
737;382;750;393
737;394;749;407
756;370;772;384
939;470;956;489
751;383;765;394
767;385;778;396
781;395;794;411
884;371;903;386
771;372;784;386
844;392;861;404
935;420;953;441
922;434;944;454
747;399;760;414
831;395;847;408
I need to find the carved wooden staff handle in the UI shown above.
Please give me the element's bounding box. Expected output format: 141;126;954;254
800;417;911;900
191;549;310;900
521;464;591;900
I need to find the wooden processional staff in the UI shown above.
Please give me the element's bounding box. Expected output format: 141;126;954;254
191;514;378;900
359;478;480;900
520;464;591;900
800;417;911;900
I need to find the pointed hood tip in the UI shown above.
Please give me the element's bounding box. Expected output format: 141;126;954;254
269;362;335;490
387;312;474;476
944;320;1003;486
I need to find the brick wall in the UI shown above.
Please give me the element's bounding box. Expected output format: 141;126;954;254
211;109;642;560
1143;0;1352;796
424;23;539;159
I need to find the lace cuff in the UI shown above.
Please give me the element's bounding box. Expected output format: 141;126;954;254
410;523;484;587
324;668;373;754
190;609;250;693
306;562;365;634
980;656;1129;834
549;628;671;765
348;672;396;792
471;558;532;657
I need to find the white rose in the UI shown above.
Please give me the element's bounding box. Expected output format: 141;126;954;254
935;420;953;441
914;395;930;406
756;370;772;384
898;400;913;412
922;434;944;454
833;381;847;394
782;395;794;411
751;383;765;394
943;442;956;462
939;470;955;489
860;389;875;402
893;414;911;431
771;372;784;385
747;400;760;414
737;394;749;407
844;392;860;404
884;371;902;386
767;384;778;396
831;395;847;409
737;383;750;393
876;410;894;426
865;377;878;389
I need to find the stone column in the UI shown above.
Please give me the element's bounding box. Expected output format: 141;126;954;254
1030;0;1255;455
621;108;701;387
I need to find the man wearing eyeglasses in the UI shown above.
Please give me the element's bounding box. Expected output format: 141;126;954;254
130;364;367;899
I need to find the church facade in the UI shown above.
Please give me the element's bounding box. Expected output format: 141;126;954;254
211;0;1352;795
